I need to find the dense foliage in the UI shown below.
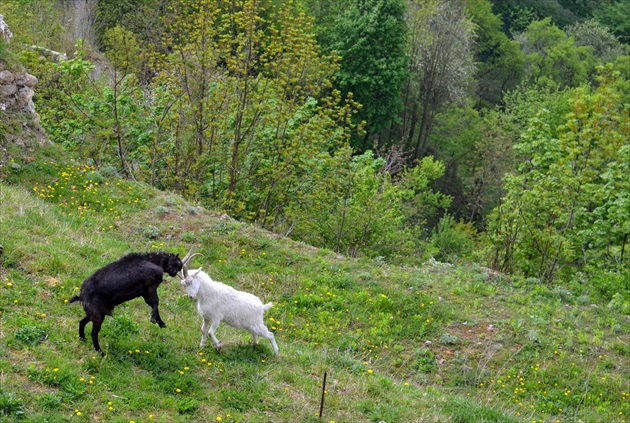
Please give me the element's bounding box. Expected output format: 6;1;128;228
1;0;629;287
488;68;630;287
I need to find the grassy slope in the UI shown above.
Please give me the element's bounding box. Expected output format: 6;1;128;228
0;159;628;423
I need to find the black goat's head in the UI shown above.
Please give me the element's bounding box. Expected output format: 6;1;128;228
164;254;184;277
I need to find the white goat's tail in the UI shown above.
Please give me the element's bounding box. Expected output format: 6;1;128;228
263;302;273;311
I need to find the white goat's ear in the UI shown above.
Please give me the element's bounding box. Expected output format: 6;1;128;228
192;267;203;277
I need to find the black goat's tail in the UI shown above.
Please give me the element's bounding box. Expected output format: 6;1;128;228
68;295;81;303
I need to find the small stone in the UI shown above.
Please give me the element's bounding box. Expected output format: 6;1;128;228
0;84;18;97
0;70;14;84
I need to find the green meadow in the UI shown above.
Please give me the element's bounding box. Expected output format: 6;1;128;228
1;158;629;422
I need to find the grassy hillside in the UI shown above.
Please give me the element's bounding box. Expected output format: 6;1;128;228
0;157;629;422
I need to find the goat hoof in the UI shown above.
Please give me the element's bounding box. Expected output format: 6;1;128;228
158;322;167;328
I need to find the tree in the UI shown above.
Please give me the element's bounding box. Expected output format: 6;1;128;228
43;41;150;176
103;25;144;178
594;0;630;44
466;0;524;106
517;18;594;88
154;0;360;225
300;0;351;47
327;0;408;151
96;0;169;49
402;0;476;160
288;150;449;259
490;0;584;35
0;0;66;50
566;19;627;67
434;108;515;225
488;67;630;283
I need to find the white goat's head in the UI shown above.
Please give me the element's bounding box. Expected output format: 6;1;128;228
179;247;203;299
180;267;203;299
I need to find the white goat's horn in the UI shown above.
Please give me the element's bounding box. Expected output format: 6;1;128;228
181;246;195;265
181;246;202;279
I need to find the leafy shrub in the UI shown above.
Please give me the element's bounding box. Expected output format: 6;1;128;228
440;332;459;345
177;398;199;414
577;294;591;305
413;348;437;373
109;314;139;337
184;205;199;215
608;292;630;314
27;366;85;399
37;393;63;410
101;165;119;178
0;392;26;419
587;270;630;301
0;39;17;67
288;151;443;260
14;325;47;347
180;231;196;243
552;285;574;303
155;205;169;217
143;225;160;239
430;214;476;263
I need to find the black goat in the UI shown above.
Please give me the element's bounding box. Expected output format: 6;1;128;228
69;251;189;356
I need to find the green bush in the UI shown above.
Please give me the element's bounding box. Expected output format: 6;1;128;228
599;271;629;301
608;292;630;314
14;325;47;347
109;313;140;338
143;225;161;239
0;39;17;67
430;214;475;262
413;348;437;373
0;391;26;419
155;205;169;217
27;365;86;399
177;397;199;414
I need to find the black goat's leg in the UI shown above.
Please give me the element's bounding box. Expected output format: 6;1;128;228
143;290;166;328
90;315;105;356
78;316;90;341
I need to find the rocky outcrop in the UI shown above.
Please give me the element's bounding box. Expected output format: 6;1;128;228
0;62;47;142
1;15;48;175
1;67;38;113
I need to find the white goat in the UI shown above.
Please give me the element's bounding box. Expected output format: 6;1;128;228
179;261;279;355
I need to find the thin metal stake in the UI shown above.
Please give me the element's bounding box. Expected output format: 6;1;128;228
319;371;328;418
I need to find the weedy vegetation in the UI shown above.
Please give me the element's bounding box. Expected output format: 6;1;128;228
0;157;629;422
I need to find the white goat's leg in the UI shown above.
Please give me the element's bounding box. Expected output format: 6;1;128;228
266;332;279;355
208;320;222;349
200;319;210;348
253;326;279;355
250;332;259;345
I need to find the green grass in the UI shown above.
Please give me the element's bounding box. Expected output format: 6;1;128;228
0;157;629;422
